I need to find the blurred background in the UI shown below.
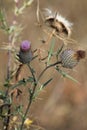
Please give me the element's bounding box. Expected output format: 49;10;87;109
0;0;87;130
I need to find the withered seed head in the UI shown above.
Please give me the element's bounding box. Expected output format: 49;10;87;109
45;18;70;36
43;8;73;37
60;49;79;69
75;50;86;60
60;49;86;69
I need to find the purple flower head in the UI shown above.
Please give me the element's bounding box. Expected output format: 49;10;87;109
19;40;32;64
20;40;31;52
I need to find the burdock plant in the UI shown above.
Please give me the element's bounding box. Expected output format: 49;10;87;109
0;0;86;130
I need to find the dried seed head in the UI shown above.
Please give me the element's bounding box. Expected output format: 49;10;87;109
60;49;79;69
18;40;33;64
43;8;73;37
75;50;86;60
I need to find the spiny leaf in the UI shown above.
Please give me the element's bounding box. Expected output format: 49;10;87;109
12;77;34;89
56;44;64;59
33;78;53;99
47;38;55;65
0;91;6;99
56;67;79;84
40;78;53;89
0;10;9;33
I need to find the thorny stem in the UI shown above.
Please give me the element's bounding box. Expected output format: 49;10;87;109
38;61;62;81
1;1;35;130
20;98;32;130
20;63;37;130
3;104;11;130
3;36;12;130
20;61;61;130
6;51;11;95
27;64;37;86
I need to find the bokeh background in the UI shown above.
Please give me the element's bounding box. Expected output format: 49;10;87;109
0;0;87;130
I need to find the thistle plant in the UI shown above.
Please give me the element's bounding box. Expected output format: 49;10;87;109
0;1;86;130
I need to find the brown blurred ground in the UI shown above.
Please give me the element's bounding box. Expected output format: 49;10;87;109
0;0;87;130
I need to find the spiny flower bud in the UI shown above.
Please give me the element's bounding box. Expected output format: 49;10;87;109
60;49;86;69
18;40;33;64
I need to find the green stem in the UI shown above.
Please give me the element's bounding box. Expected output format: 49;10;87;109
20;99;32;130
20;61;61;130
20;64;37;130
38;61;61;81
27;64;37;86
3;36;12;130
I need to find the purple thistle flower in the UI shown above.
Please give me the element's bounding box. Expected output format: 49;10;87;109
20;40;31;52
18;40;33;64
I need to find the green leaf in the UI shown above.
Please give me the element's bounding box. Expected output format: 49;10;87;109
41;78;53;89
0;91;6;99
0;10;4;22
33;78;53;99
0;10;9;33
4;79;10;88
47;38;55;65
28;88;33;95
56;44;64;60
12;77;34;89
27;77;34;82
14;105;23;117
56;67;79;84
